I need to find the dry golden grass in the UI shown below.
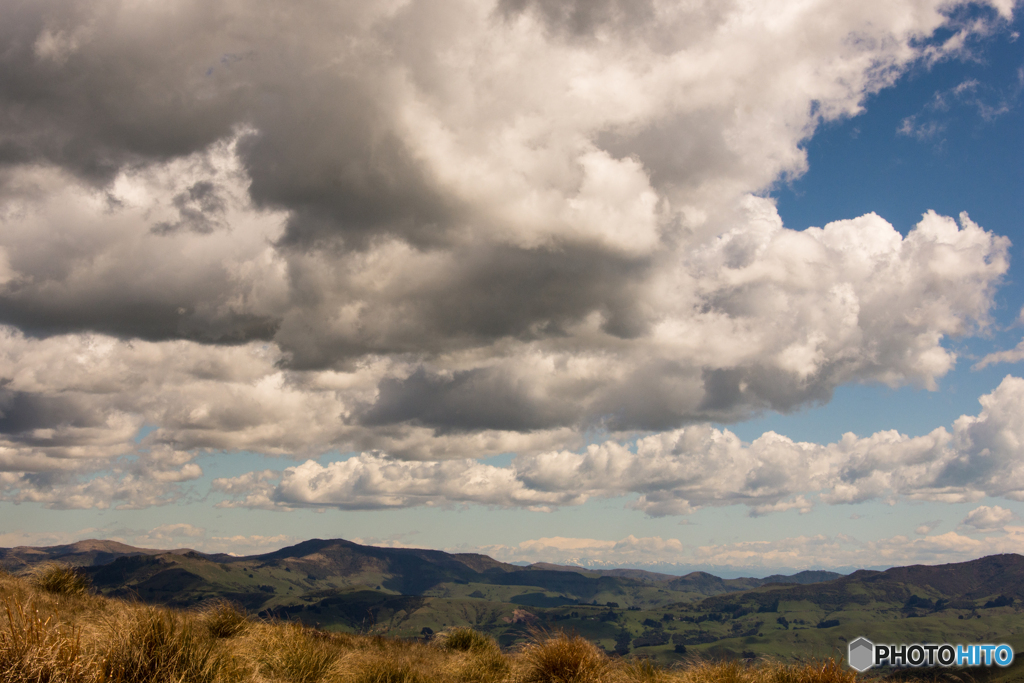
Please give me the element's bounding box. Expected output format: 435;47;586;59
0;569;865;683
97;605;221;683
669;659;855;683
433;628;501;655
517;630;610;683
1;595;88;683
197;600;251;640
243;620;348;683
28;564;92;598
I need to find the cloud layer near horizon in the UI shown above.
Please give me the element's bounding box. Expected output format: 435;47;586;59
475;521;1024;570
205;374;1024;515
0;0;1020;510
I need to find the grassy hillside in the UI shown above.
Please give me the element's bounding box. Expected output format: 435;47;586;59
0;563;871;683
5;540;1024;674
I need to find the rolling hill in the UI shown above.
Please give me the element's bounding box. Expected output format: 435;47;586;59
3;538;1023;670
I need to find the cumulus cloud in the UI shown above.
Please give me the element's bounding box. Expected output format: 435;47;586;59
0;208;1008;474
2;446;204;510
212;375;1024;516
0;0;1019;507
962;505;1017;529
213;456;583;512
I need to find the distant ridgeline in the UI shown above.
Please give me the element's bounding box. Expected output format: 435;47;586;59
2;539;1022;666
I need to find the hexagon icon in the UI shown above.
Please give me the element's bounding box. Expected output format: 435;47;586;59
848;637;875;672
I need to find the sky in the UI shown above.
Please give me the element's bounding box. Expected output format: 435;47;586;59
2;0;1024;577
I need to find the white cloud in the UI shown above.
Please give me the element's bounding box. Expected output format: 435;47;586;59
1;444;204;510
974;338;1024;369
213;375;1024;518
214;456;584;512
962;505;1017;529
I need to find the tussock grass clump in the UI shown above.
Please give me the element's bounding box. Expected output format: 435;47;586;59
621;658;665;683
519;631;609;683
28;564;91;597
674;659;746;683
448;646;510;683
245;621;342;683
196;600;249;639
434;627;499;653
347;657;430;683
0;596;88;683
763;658;855;683
98;605;219;683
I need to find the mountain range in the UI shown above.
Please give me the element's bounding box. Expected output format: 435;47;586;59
3;538;1022;669
0;537;843;606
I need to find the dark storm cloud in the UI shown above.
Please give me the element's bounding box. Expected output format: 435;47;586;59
358;360;834;435
0;278;279;344
272;243;651;369
239;102;463;251
0;389;108;445
359;367;578;432
0;0;249;185
0;0;467;251
593;363;834;433
695;366;833;416
423;245;650;341
151;181;227;235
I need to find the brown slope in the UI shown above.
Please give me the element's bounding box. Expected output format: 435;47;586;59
698;553;1024;612
0;539;171;571
528;562;679;583
859;553;1024;599
0;539;237;572
246;538;519;594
